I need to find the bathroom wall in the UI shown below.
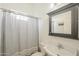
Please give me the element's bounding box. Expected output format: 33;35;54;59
0;3;50;17
0;3;37;17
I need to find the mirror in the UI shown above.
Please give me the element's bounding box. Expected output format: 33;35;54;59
48;3;78;39
51;11;71;34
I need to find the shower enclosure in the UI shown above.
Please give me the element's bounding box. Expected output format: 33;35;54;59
0;8;39;56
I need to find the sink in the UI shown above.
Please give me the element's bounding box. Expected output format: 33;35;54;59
44;46;76;56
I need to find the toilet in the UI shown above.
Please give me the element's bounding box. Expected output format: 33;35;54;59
31;43;46;56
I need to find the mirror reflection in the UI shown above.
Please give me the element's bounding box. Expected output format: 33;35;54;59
51;11;71;34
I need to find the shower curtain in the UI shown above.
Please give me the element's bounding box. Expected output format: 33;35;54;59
0;9;38;56
0;9;3;56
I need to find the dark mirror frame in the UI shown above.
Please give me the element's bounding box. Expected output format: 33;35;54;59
47;3;79;39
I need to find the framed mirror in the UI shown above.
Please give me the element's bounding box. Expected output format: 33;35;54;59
51;11;71;34
47;3;78;39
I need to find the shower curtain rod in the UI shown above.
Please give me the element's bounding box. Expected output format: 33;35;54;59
0;8;38;19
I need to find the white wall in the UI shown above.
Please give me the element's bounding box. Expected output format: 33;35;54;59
0;3;36;17
0;3;50;17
